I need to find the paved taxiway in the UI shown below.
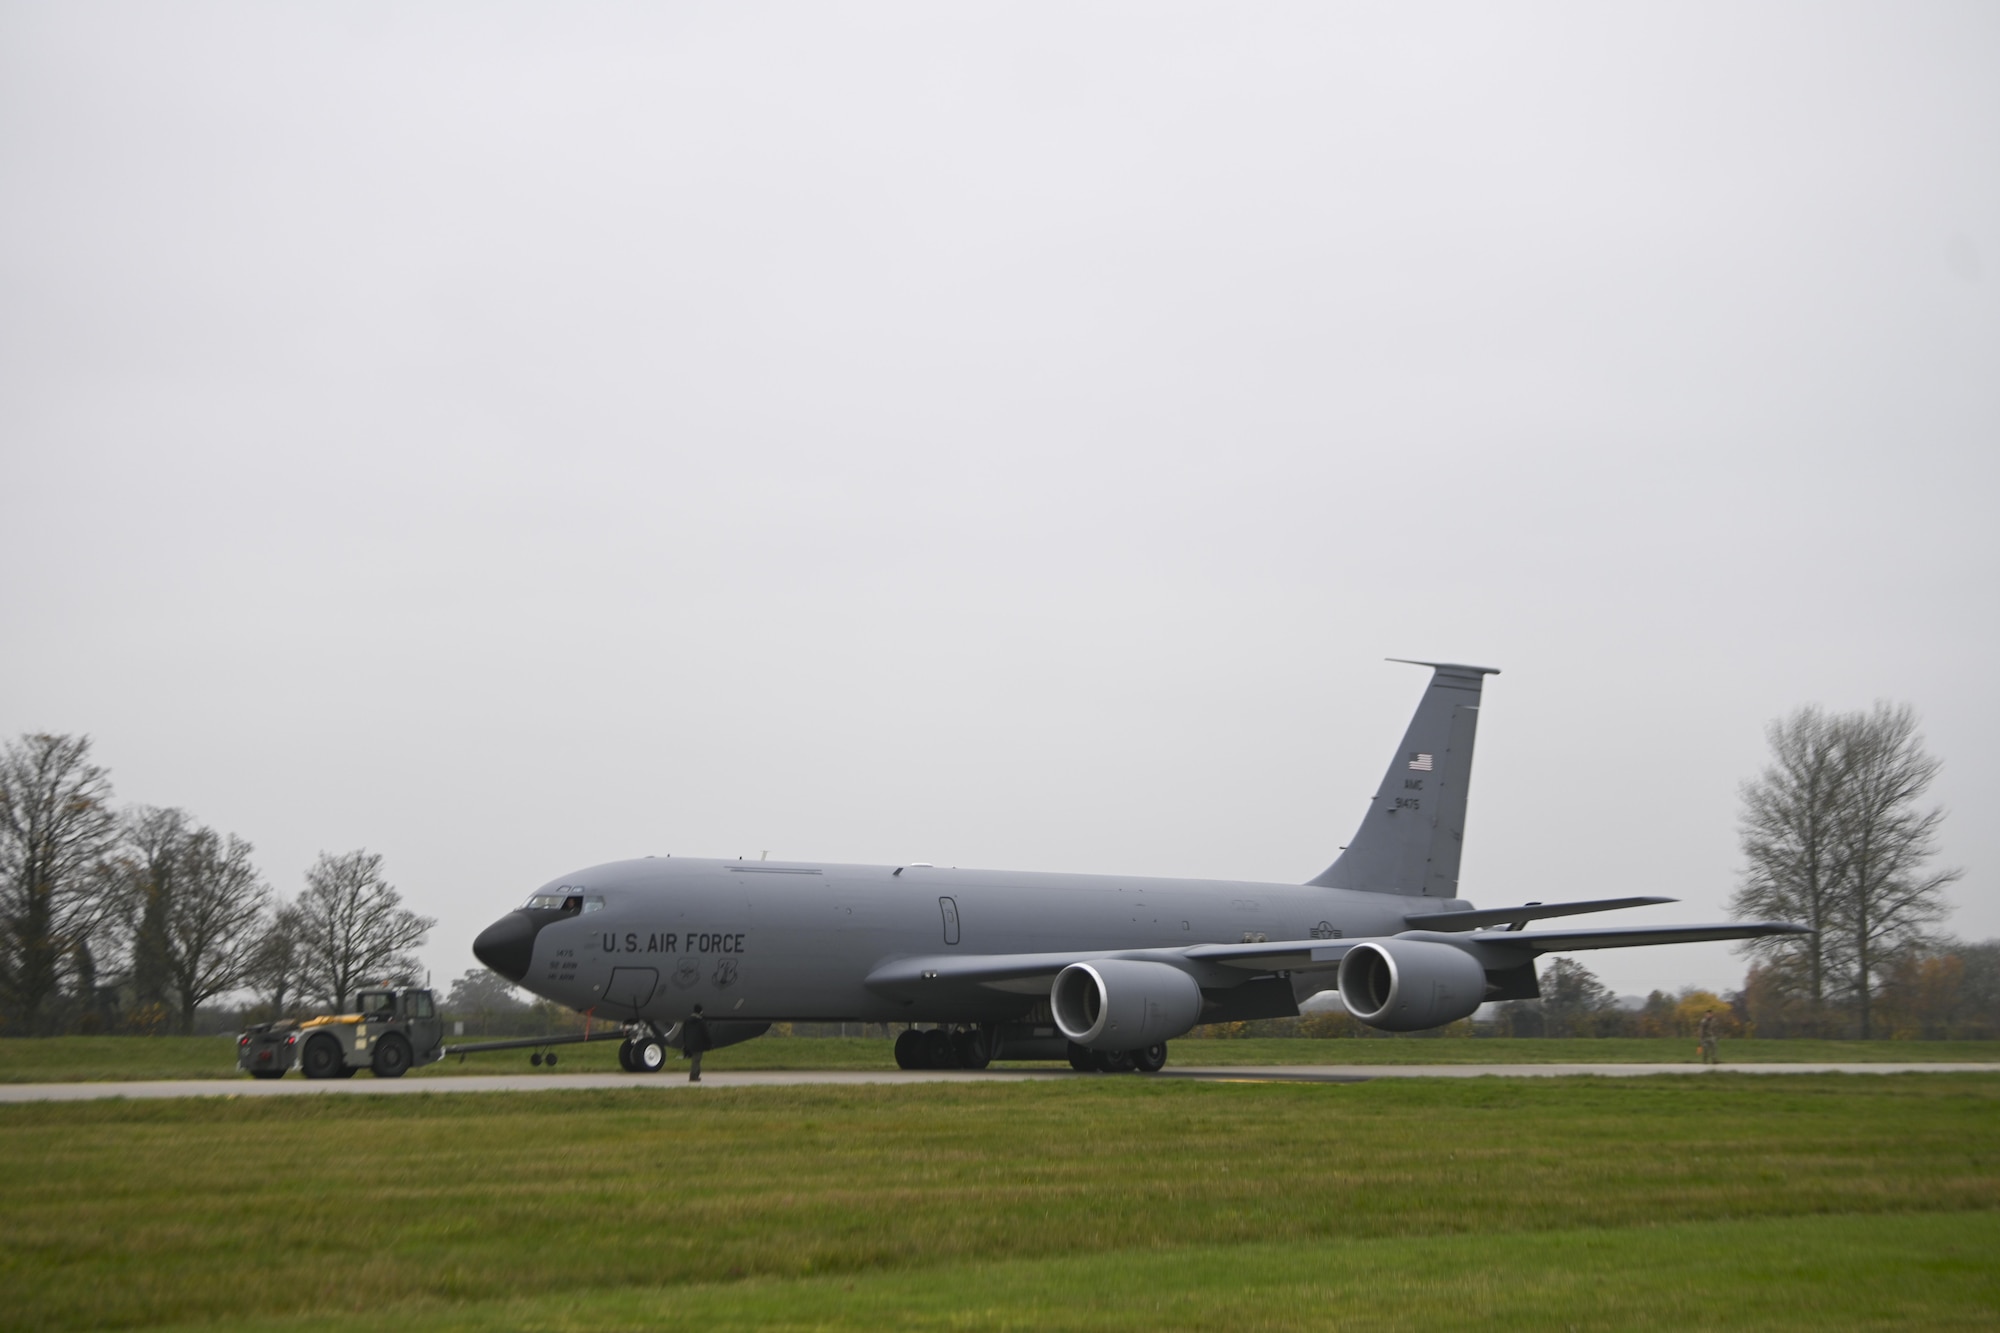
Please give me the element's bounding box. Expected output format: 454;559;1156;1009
5;1062;1998;1102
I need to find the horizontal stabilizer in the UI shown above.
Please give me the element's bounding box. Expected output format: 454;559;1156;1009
1464;920;1812;953
1402;896;1676;932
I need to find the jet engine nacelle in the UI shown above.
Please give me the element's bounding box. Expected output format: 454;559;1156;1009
1337;939;1487;1032
1052;959;1203;1051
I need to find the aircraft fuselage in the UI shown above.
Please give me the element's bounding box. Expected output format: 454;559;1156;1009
484;856;1422;1025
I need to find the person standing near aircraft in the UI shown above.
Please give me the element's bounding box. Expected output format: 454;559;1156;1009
1698;1009;1720;1065
684;1005;710;1083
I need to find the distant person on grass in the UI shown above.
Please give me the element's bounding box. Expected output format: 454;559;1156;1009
684;1005;711;1083
1698;1010;1720;1065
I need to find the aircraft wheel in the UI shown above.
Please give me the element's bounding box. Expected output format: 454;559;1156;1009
893;1029;927;1070
1132;1043;1168;1073
952;1028;992;1070
371;1034;412;1079
922;1028;956;1068
633;1037;668;1072
544;1052;558;1067
617;1038;637;1071
1066;1042;1096;1072
1093;1049;1134;1074
301;1035;344;1080
530;1052;543;1066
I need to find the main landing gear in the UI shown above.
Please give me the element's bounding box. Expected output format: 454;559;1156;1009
894;1025;995;1070
1067;1041;1168;1074
890;1027;1170;1073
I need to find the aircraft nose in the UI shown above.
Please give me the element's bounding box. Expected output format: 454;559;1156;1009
472;911;538;983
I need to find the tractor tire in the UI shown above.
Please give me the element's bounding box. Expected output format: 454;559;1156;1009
302;1035;344;1080
372;1034;413;1079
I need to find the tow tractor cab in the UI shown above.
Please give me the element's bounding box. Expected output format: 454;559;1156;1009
235;987;446;1081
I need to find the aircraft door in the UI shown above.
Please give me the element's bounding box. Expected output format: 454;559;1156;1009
604;967;659;1013
940;896;960;946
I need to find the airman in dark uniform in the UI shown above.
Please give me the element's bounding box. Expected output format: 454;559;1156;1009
684;1005;711;1083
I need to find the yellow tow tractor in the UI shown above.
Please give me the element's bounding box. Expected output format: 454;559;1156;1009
237;988;445;1079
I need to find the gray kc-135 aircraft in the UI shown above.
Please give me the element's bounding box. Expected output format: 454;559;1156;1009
474;661;1807;1073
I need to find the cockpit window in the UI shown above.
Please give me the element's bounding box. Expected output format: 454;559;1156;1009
520;893;605;914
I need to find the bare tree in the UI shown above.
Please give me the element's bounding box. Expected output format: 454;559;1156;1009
0;734;121;1033
1733;702;1960;1038
296;850;434;1012
1829;703;1959;1038
163;829;269;1032
245;900;308;1017
119;806;193;1026
1731;706;1848;1030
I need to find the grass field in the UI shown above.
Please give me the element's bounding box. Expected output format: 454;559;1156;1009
2;1074;1996;1330
5;1033;1999;1082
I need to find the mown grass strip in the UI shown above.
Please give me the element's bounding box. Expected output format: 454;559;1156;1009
149;1209;2000;1332
2;1076;1995;1329
7;1034;2000;1083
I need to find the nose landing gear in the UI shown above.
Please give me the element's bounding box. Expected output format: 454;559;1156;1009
617;1025;670;1073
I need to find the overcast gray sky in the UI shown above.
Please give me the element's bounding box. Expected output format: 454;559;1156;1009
3;3;1994;1000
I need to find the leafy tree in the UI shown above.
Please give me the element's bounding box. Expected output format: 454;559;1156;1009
1958;940;2000;1039
1636;990;1680;1037
1672;988;1740;1039
1538;957;1616;1037
0;734;121;1033
296;851;434;1012
445;967;527;1035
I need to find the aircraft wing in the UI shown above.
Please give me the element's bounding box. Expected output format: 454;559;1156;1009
864;920;1809;1001
863;937;1358;999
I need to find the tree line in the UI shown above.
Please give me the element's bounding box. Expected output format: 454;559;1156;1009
0;734;434;1035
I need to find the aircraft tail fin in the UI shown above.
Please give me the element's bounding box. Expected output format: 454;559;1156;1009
1308;660;1499;898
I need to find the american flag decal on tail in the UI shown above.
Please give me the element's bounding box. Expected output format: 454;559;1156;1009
1408;753;1434;771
